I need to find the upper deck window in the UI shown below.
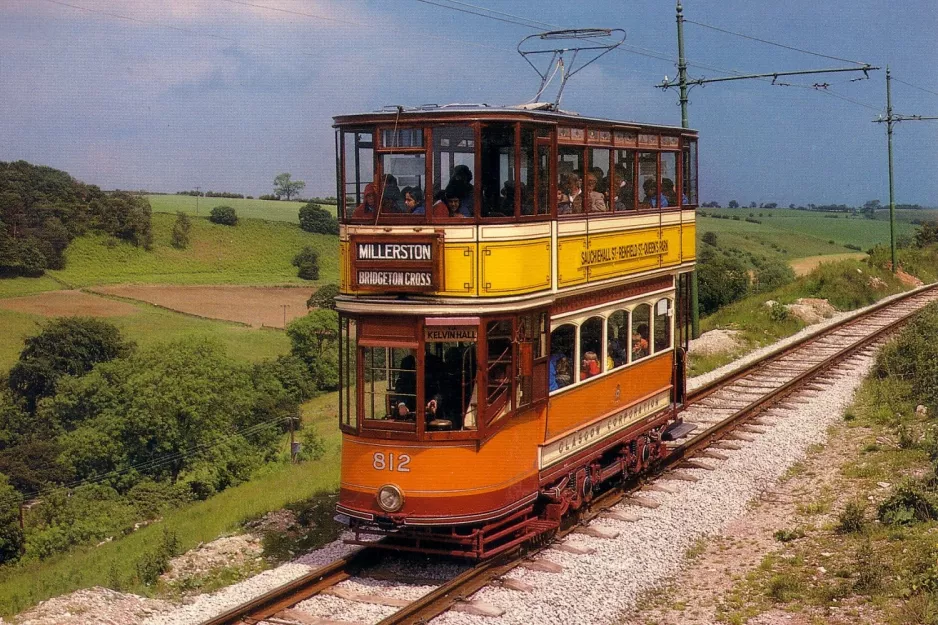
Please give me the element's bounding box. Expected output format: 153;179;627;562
382;128;423;148
661;152;678;207
480;124;515;219
683;139;698;206
431;126;475;220
342;130;374;221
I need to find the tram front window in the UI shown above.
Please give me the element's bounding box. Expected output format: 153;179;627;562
362;347;417;422
424;341;478;431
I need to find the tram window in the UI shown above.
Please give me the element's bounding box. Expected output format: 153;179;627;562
606;310;629;369
579;317;604;380
517;312;545;407
485;320;514;419
613;149;635;211
631;304;651;361
382;128;423;148
361;347;417;423
587;148;609;213
480;124;516;219
339;317;357;429
432;126;475;219
343;130;374;221
683;141;698;205
557;146;582;215
549;324;575;391
424;340;478;431
654;298;672;353
661;152;678;207
520;128;535;215
381;154;426;215
638;152;663;209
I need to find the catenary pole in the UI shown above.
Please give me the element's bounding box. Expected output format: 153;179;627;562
675;1;700;340
886;67;896;271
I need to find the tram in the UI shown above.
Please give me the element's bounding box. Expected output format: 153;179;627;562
333;103;698;558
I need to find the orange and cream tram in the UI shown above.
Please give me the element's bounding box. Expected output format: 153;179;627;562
333;104;698;558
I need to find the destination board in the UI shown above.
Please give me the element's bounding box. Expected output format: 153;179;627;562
350;233;444;293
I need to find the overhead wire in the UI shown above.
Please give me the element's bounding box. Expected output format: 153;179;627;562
890;76;938;99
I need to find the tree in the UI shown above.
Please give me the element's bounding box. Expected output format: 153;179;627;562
209;205;238;226
915;221;938;248
273;173;306;201
753;258;795;293
307;283;339;310
292;246;320;280
8;317;133;412
0;474;24;564
287;310;339;390
728;200;739;209
170;212;191;249
701;231;718;247
298;203;339;235
697;254;749;316
749;201;757;209
861;200;881;219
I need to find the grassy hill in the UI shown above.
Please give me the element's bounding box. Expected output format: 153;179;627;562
50;212;338;288
146;195;338;224
697;208;917;265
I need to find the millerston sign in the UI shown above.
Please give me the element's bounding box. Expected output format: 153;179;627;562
350;234;443;293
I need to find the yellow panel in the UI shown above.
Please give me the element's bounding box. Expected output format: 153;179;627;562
659;225;683;267
682;222;696;261
585;228;662;281
558;235;588;287
440;243;476;296
480;239;551;295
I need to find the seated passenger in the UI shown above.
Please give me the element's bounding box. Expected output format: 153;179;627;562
612;165;634;211
381;174;403;212
632;325;650;359
661;178;686;206
392;354;417;418
558;173;582;214
499;180;515;215
402;186;425;214
640;178;668;209
580;351;601;380
583;173;607;213
608;338;627;367
450;165;474;216
431;183;470;218
351;183;379;219
549;353;572;390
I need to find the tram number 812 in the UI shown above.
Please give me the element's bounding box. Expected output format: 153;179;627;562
373;452;411;472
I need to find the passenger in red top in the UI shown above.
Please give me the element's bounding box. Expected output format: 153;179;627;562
351;183;378;219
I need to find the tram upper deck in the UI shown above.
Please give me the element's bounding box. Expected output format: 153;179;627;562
334;106;697;303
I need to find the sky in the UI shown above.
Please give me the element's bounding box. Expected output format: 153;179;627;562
1;0;936;207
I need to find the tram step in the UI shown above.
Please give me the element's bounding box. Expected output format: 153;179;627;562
662;421;698;441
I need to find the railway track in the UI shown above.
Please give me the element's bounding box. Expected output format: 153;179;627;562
199;284;938;625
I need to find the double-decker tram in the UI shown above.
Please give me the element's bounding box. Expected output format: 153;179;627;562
333;103;698;558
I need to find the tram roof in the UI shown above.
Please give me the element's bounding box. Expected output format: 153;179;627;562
333;104;697;134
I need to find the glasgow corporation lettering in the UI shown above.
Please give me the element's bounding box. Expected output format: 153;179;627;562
357;243;433;261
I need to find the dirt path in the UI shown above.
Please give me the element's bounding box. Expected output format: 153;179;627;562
789;253;867;276
89;285;314;328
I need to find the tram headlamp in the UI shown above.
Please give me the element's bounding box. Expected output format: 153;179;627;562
376;484;404;513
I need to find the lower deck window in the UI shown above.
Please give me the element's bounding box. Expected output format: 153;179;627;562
362;347;416;423
549;324;575;391
424;340;478;430
631;304;651;360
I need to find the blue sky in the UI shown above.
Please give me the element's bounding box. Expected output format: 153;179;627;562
1;0;936;207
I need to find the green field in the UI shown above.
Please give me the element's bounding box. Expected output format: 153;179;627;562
698;208;917;263
146;195;338;224
48;213;338;288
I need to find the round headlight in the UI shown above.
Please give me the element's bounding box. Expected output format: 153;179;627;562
376;484;404;513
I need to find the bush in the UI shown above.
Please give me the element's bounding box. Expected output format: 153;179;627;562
298;203;339;235
753;259;795;293
0;475;23;564
307;284;339;310
875;304;938;404
697;254;749;316
878;478;938;525
701;231;718;247
209;205;238;226
135;528;179;586
292;246;320;281
170;211;191;249
769;301;790;323
836;501;866;534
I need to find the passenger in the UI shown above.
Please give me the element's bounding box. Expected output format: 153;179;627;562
549;353;572;390
393;354;417;417
612;165;634;211
499;180;515;215
632;325;650;359
381;174;403;212
450;165;474;216
431;183;470;218
661;178;685;206
402;186;425;214
583;173;607;213
641;178;668;209
424;353;445;424
558;173;582;214
608;337;628;368
351;183;379;219
580;351;601;380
